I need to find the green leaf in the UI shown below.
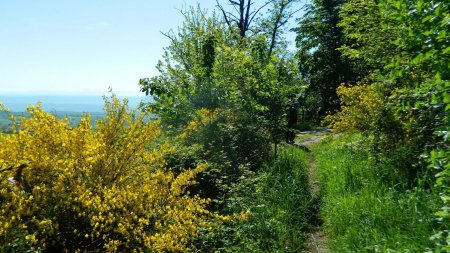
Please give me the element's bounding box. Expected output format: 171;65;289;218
443;46;450;54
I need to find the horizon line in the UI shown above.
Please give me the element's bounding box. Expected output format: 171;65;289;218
0;91;146;97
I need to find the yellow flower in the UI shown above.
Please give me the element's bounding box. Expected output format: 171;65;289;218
0;95;219;252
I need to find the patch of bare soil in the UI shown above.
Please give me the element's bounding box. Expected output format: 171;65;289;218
295;128;331;148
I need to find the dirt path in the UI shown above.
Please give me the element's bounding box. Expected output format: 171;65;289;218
295;128;331;149
295;128;331;253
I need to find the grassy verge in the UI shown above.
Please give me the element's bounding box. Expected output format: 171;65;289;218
193;146;313;252
233;146;313;252
313;134;438;252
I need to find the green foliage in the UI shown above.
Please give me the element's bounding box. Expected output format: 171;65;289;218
231;147;312;252
314;134;438;252
191;146;313;252
294;0;361;117
338;0;400;72
335;2;449;249
384;2;450;248
140;8;228;126
140;7;304;202
429;138;450;250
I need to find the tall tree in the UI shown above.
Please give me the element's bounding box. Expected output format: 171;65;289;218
260;0;302;58
294;0;358;116
140;8;229;126
140;6;303;174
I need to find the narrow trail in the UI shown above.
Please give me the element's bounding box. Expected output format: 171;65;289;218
294;128;331;253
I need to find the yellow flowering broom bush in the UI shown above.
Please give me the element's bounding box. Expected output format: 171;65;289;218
325;84;383;132
0;95;213;252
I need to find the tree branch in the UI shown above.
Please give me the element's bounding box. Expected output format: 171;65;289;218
228;0;240;6
216;0;231;27
160;30;192;72
268;0;292;58
244;0;252;31
248;1;270;28
0;165;14;173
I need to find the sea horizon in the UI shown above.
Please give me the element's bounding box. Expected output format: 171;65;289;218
0;93;149;113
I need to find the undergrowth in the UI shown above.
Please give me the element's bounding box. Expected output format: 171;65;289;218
314;134;438;252
192;146;313;252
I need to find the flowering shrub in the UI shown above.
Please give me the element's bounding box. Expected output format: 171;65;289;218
0;96;213;252
177;108;218;140
325;84;383;132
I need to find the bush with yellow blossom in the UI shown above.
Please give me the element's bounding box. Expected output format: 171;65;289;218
325;84;383;132
0;95;214;252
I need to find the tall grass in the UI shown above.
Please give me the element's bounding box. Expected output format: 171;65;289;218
314;134;438;252
232;146;313;252
198;146;313;252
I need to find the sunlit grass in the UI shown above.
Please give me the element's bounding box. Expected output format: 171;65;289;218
227;146;314;252
314;134;438;252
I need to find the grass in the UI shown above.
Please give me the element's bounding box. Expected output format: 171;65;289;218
313;134;438;252
193;146;314;252
230;146;313;252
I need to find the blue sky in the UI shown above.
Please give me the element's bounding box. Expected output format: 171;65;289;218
0;1;300;96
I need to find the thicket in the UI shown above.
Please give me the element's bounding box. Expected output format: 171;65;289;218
2;0;447;251
136;2;316;251
1;2;311;251
294;0;363;120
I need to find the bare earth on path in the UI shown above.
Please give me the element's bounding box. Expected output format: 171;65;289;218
295;128;331;253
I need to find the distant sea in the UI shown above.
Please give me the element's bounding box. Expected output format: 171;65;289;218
0;94;148;113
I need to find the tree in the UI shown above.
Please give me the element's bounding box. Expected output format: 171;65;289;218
338;0;400;72
140;7;229;127
294;0;359;117
140;6;303;201
260;0;302;58
216;0;270;38
217;0;301;59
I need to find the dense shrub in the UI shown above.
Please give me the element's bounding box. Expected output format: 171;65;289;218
0;97;215;252
334;1;449;249
325;84;383;132
190;146;313;252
